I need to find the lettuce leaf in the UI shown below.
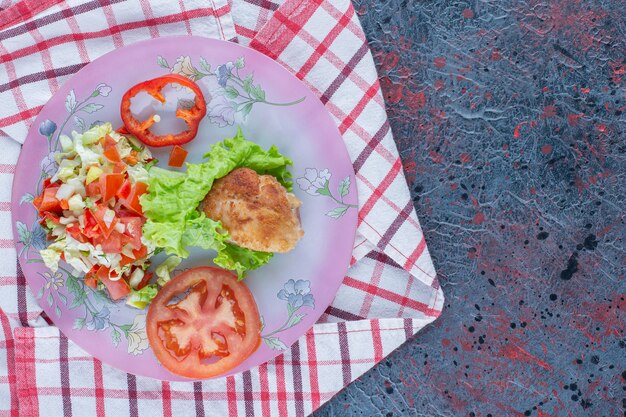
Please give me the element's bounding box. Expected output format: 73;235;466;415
126;284;158;310
214;243;273;279
141;128;291;278
155;255;182;287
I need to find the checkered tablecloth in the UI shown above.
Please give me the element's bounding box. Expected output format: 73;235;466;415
0;0;443;416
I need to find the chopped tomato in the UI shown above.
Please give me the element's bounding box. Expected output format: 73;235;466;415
103;134;117;150
146;267;261;379
84;266;99;289
97;267;130;300
103;145;121;162
85;181;101;199
37;187;62;213
122;182;148;215
92;204;119;238
168;145;188;167
119;217;143;249
66;224;87;243
100;173;125;203
131;244;148;260
39;212;61;226
116;180;132;200
81;209;100;239
84;275;98;289
59;199;69;210
115;209;139;218
99;230;123;253
32;194;43;211
136;271;153;290
113;161;127;174
120;254;134;267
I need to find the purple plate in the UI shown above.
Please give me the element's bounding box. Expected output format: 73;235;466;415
11;36;357;381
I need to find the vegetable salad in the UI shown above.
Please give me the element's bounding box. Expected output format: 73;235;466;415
34;123;156;301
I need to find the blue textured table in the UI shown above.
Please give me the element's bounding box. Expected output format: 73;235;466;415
315;1;625;416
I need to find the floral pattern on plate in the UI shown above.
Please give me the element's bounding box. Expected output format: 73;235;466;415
159;55;305;127
297;168;358;219
261;279;316;351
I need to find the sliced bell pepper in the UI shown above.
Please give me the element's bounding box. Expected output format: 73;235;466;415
120;74;206;147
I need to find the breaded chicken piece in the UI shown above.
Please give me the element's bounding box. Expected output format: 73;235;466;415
201;168;304;253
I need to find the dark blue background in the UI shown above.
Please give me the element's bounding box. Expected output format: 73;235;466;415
315;0;625;416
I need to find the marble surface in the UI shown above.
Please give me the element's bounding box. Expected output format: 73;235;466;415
315;1;625;415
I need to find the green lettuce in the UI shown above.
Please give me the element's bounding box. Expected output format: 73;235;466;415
155;255;182;287
214;243;275;280
140;128;292;279
126;284;158;309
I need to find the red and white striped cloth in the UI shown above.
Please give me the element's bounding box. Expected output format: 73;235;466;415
0;0;444;416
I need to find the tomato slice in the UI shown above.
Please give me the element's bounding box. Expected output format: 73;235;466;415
97;267;130;300
168;145;188;167
100;173;125;203
146;267;261;379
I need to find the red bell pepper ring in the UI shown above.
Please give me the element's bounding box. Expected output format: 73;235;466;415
120;74;207;147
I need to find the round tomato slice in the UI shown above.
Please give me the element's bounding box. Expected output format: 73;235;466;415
146;267;261;379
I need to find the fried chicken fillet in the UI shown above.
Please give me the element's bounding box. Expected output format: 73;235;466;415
201;168;304;253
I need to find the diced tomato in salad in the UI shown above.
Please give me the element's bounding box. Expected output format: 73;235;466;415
97;266;131;300
100;173;125;203
33;123;155;303
168;145;188;167
122;182;148;215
